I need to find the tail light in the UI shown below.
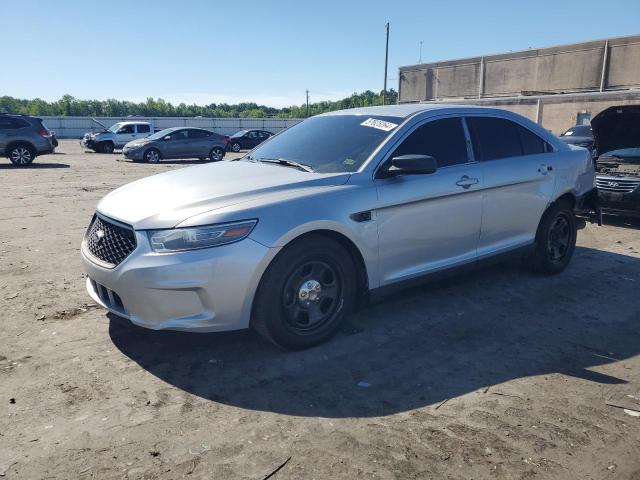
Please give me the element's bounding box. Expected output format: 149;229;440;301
39;130;51;138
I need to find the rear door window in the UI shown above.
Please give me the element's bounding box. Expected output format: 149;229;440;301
118;124;135;134
188;129;210;139
467;117;549;160
391;117;468;168
136;124;150;134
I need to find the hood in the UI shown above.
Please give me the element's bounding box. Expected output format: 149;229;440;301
97;161;350;229
592;105;640;157
91;117;109;132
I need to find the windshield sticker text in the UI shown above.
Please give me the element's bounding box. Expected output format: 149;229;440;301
361;118;398;132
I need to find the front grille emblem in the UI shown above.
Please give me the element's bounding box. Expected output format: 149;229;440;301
94;229;105;244
606;181;619;188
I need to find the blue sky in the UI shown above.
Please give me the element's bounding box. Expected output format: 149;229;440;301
2;0;639;107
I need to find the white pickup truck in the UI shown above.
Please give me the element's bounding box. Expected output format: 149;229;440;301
80;119;154;153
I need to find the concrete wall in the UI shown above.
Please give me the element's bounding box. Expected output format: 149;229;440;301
399;34;640;103
421;90;640;135
41;117;304;139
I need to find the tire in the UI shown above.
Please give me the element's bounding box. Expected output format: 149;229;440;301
100;142;115;154
144;148;161;163
251;235;357;349
209;147;225;162
231;142;241;153
528;201;577;274
8;143;35;166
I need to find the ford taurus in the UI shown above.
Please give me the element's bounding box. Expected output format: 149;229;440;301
81;105;597;349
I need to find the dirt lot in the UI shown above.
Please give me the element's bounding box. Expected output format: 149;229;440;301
1;140;639;479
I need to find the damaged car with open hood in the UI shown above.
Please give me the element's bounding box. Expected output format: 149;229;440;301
593;105;640;217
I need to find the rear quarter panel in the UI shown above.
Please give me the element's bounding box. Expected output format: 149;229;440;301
552;146;595;201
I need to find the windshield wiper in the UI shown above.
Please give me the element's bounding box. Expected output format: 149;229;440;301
255;157;314;173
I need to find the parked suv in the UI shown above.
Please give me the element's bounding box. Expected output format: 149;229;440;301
81;105;597;349
81;119;154;153
228;129;273;152
0;113;55;166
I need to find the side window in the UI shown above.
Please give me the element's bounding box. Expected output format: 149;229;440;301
467;117;521;161
118;124;135;134
391;117;468;168
170;129;189;141
137;124;150;134
467;117;549;160
188;129;210;139
247;131;259;139
0;117;29;129
517;125;549;155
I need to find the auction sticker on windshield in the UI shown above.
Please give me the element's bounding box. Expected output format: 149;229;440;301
361;118;398;132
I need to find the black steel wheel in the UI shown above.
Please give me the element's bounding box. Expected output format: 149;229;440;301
251;235;358;349
528;201;577;274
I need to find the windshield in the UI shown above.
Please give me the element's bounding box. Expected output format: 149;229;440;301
231;130;248;138
147;128;177;140
247;115;403;173
562;125;592;137
108;123;122;133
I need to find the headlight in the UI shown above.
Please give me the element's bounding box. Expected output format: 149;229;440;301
147;220;257;253
131;140;150;148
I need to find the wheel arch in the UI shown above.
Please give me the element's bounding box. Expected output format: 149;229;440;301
251;228;371;316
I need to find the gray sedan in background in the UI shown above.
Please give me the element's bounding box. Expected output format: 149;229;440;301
122;127;227;163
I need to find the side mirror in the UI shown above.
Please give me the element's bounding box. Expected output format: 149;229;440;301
163;136;171;141
388;154;438;176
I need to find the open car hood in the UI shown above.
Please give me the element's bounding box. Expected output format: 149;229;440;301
91;117;109;132
592;105;640;157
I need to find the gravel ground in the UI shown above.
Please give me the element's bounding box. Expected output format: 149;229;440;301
1;140;639;479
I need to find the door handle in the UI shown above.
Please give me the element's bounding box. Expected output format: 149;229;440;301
538;164;553;175
456;175;479;189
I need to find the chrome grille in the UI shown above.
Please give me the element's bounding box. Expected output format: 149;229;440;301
596;177;640;193
84;215;137;267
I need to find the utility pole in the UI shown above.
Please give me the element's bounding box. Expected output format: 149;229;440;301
305;90;309;117
383;22;389;105
419;41;423;63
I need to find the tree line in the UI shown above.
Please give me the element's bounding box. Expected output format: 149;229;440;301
0;90;398;119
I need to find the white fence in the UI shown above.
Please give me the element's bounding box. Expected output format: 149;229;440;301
41;116;304;138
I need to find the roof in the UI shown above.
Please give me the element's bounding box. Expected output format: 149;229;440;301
319;103;486;119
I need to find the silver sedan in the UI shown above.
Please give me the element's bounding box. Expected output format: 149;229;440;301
81;104;597;349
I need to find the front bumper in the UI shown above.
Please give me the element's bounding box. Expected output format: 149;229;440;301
122;147;144;160
596;176;640;217
81;232;280;332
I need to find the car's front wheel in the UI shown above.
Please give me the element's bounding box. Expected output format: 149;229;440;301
231;142;241;152
8;144;35;166
251;235;357;349
144;148;161;163
209;147;225;162
528;201;577;274
99;142;115;154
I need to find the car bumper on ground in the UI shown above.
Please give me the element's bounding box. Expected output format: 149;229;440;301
80;138;95;149
81;233;280;332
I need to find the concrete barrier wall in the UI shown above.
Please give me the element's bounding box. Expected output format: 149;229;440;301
399;34;640;102
42;117;304;138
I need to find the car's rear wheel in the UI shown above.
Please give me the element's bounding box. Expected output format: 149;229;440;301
251;235;357;349
231;142;241;152
144;148;161;163
100;142;115;154
8;144;35;166
528;201;577;274
209;147;225;162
